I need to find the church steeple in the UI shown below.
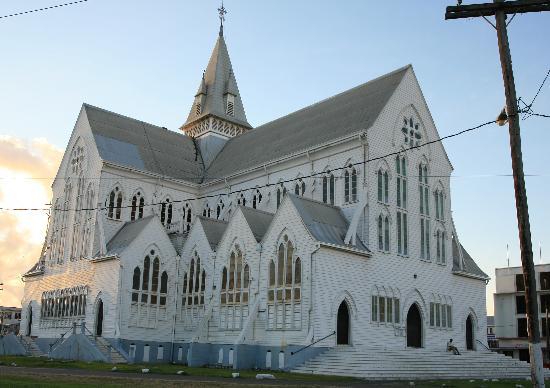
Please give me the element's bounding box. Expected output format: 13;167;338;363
181;5;251;139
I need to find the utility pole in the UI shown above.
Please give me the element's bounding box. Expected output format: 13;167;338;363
445;1;550;386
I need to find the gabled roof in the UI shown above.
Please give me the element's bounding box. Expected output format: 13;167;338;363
183;34;250;129
205;65;410;180
239;206;274;242
198;216;228;251
452;237;489;280
85;104;204;182
106;216;156;255
287;194;369;253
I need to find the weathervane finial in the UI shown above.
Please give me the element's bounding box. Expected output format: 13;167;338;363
218;1;227;36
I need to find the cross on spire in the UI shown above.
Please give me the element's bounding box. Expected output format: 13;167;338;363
218;1;227;36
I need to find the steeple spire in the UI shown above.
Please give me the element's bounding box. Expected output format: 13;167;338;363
181;6;251;145
218;1;227;37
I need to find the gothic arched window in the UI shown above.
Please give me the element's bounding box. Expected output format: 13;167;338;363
131;192;145;221
182;251;206;308
183;203;192;231
216;199;225;219
252;189;262;209
276;184;287;209
220;246;250;331
322;173;335;205
108;187;123;220
402;117;422;147
267;235;301;329
160;198;172;226
377;169;389;204
202;203;211;218
344;165;358;203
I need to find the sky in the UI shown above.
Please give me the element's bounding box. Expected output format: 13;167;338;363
0;0;548;314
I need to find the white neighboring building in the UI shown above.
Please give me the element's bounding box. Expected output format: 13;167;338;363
19;21;489;369
493;264;550;364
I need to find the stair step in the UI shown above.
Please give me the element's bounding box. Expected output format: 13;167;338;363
290;346;548;380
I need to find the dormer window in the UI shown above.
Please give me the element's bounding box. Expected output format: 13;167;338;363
402;117;421;147
226;94;235;116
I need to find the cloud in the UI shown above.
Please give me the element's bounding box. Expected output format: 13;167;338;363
0;137;62;307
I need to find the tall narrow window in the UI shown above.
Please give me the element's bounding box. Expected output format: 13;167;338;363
378;215;383;251
344;166;358;203
108;187;123;220
184;203;192;231
384;216;390;252
132;267;140;302
253;189;262;209
226;94;235;116
217;199;225;219
276;184;286;209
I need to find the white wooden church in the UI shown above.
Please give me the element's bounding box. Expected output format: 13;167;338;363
18;14;497;375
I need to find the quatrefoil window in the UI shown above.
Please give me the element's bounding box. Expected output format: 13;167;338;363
402;117;422;147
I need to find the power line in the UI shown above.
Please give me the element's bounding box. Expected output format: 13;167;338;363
0;118;495;213
0;0;89;20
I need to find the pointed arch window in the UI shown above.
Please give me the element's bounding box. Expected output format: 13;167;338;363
267;235;301;330
377;215;390;252
402;117;422;147
276;184;287;209
435;189;445;221
182;251;206;308
107;187;123;220
237;193;246;207
419;163;431;260
322;172;335;205
132;267;140;302
160;198;173;226
202;203;211;218
252;189;262;209
183;203;192;231
131;192;145;221
294;179;306;196
436;231;447;264
377;169;389;204
344;165;358;203
216;199;225;219
131;251;167;309
219;247;250;330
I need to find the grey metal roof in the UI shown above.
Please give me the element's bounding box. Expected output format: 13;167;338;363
84;104;204;182
169;232;188;255
288;194;369;252
205;65;410;180
198;216;228;251
239;206;274;242
183;35;250;129
452;238;489;280
106;216;156;255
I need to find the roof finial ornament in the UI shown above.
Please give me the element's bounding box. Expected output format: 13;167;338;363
218;1;227;36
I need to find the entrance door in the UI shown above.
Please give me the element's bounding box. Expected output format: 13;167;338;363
26;306;32;336
406;304;422;348
466;315;474;350
95;299;103;336
337;301;350;345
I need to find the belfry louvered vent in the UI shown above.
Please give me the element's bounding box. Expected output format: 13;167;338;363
227;100;234;116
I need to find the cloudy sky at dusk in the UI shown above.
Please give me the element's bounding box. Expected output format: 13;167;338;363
0;0;548;314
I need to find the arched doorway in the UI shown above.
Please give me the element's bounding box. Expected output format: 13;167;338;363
337;301;350;345
406;303;422;348
95;299;103;336
466;314;474;350
26;305;33;336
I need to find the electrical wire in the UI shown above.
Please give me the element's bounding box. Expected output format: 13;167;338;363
0;118;495;213
0;1;89;20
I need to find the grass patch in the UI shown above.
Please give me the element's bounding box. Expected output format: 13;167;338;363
0;355;354;382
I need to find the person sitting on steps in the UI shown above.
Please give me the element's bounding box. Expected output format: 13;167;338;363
447;338;460;355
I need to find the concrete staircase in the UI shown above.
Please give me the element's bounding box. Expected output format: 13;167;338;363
292;345;550;380
86;336;128;364
19;336;45;357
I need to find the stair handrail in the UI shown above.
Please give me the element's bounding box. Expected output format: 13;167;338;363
48;327;74;356
475;339;491;351
234;298;261;345
291;330;336;356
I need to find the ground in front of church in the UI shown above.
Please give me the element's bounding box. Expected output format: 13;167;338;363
0;356;537;387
